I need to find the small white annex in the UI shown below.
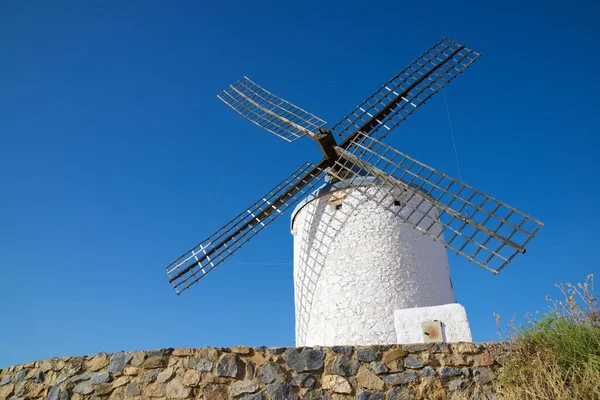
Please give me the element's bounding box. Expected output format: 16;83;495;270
290;179;472;346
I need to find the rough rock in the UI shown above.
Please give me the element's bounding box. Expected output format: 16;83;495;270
381;372;417;386
290;373;316;388
382;348;406;364
473;367;494;385
70;373;90;383
356;367;384;391
357;350;380;362
0;374;11;385
404;357;424;369
13;370;27;382
139;368;162;382
448;378;468;391
142;382;166;397
304;389;333;400
330;355;359;377
267;381;298;400
322;375;352;394
125;381;141;396
386;387;414;400
107;352;132;373
258;361;286;384
73;381;93;395
196;359;213;372
231;346;251;355
371;362;389;375
439;367;462;379
147;348;173;357
31;371;44;383
331;346;354;356
46;386;60;400
91;372;112;384
284;348;325;372
87;353;109;372
143;356;168;369
420;366;436;377
242;392;266;400
0;384;14;399
404;344;430;353
230;380;260;397
94;382;115;396
156;367;174;384
216;354;240;378
166;378;191;398
182;369;201;387
357;391;385;400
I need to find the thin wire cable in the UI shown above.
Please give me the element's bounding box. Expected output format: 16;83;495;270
443;88;463;181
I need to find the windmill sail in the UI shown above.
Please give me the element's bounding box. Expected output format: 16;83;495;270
333;38;480;146
218;76;327;142
329;134;543;273
166;161;328;294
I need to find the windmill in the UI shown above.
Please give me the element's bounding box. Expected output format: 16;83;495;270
165;38;543;345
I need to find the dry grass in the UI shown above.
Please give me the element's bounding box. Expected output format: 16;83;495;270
459;275;600;400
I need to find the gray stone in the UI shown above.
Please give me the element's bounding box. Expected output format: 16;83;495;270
461;367;471;377
107;351;132;373
126;382;141;396
267;382;297;400
357;349;380;362
258;362;286;384
420;366;436;377
70;373;90;383
196;359;213;372
73;381;93;395
290;373;315;388
404;343;430;353
139;368;162;382
357;391;385;400
439;367;462;379
216;354;240;378
404;357;424;369
31;371;44;383
147;348;173;357
330;355;360;376
386;387;414;400
242;393;266;400
1;375;11;385
91;372;113;384
303;389;332;400
13;370;27;382
267;347;287;355
331;346;353;355
371;362;389;375
381;372;417;386
230;380;260;397
47;386;60;400
284;348;325;372
473;367;493;385
449;378;468;391
57;376;67;384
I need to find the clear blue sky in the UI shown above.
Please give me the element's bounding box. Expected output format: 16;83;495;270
1;1;599;368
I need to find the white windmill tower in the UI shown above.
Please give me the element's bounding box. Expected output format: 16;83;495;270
165;38;543;346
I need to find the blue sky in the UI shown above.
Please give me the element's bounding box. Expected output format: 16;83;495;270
1;0;599;368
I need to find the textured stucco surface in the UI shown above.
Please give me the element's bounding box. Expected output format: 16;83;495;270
291;185;457;346
394;303;473;344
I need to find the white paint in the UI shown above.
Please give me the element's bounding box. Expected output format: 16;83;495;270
291;182;460;346
394;303;472;343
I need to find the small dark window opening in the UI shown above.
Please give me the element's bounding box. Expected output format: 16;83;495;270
335;204;343;210
393;200;402;206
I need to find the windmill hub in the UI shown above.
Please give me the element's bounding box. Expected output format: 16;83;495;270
165;38;543;347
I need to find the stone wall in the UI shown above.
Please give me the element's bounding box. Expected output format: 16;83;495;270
0;343;507;400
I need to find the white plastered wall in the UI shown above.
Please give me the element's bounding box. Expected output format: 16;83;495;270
291;184;458;346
